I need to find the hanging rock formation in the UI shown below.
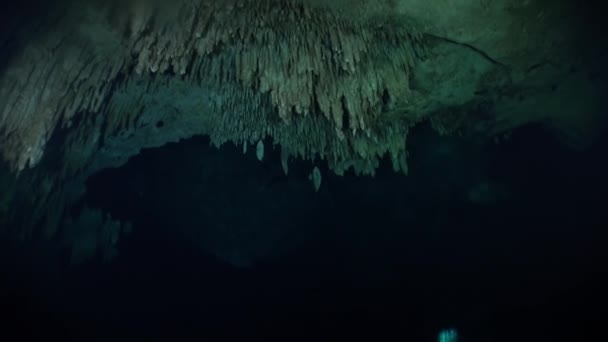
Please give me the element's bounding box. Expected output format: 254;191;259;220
1;0;604;176
0;0;605;259
1;0;428;176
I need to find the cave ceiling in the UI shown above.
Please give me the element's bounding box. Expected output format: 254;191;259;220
0;0;606;245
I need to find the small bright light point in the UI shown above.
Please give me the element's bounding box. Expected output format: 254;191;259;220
438;328;458;342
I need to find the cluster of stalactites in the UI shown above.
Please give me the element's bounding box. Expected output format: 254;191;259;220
130;0;426;136
0;0;425;173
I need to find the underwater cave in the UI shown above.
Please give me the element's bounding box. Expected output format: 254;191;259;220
1;0;607;340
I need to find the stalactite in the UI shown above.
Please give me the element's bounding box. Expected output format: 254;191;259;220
127;0;425;135
0;0;427;175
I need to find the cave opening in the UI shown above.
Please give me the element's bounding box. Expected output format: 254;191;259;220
53;122;607;340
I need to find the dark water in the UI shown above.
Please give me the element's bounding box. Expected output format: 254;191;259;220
2;123;607;341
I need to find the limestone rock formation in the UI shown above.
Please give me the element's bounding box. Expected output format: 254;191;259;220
0;0;605;260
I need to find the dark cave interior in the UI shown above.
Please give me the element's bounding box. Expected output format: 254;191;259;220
2;123;607;341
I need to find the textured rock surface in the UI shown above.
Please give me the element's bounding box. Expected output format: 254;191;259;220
0;0;605;258
1;0;603;174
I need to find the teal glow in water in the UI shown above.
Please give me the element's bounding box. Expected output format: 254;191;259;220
438;328;458;342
